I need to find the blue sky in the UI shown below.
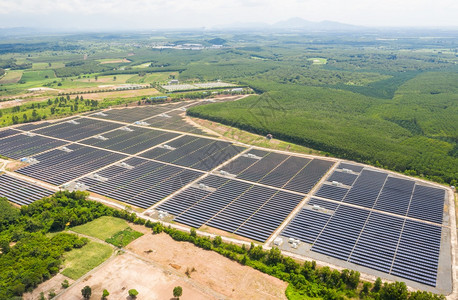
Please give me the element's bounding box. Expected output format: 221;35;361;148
0;0;457;30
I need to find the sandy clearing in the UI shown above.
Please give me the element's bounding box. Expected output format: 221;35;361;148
100;58;131;64
23;273;73;300
59;253;215;300
127;233;288;300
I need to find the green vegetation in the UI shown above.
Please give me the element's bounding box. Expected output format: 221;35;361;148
128;289;139;298
61;241;113;279
173;286;183;299
20;70;56;83
81;286;92;299
188;75;457;185
71;216;129;240
105;227;143;248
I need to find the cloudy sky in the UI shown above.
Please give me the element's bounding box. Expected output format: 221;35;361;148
0;0;457;30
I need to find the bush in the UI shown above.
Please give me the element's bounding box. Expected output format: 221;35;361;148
128;289;139;298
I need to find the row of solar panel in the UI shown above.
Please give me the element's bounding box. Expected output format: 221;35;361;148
78;157;203;209
219;150;334;194
157;175;304;242
0;173;54;205
315;164;445;224
282;199;442;286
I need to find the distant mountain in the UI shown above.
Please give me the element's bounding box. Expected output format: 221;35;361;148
273;18;364;31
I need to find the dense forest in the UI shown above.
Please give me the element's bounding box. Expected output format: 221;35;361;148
0;193;446;300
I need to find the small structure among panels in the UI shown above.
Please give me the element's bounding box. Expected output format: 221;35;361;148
218;150;334;194
78;157;203;209
157;175;304;242
141;135;246;171
0;173;54;205
16;144;126;186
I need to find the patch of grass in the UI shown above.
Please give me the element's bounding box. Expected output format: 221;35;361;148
285;284;321;300
71;216;129;240
308;57;327;65
0;70;23;84
20;70;56;82
61;241;113;280
105;227;143;247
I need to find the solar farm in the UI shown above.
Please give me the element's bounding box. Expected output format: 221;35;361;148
0;97;454;294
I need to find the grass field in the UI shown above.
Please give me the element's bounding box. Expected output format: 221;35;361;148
0;70;23;84
71;216;129;240
61;241;113;280
32;62;65;69
105;227;143;247
20;70;56;82
308;57;327;65
127;72;176;84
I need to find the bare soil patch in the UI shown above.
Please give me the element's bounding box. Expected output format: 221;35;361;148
23;273;72;300
59;253;214;300
87;88;159;100
127;233;288;300
100;58;131;64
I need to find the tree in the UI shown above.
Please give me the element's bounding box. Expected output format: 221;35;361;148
190;228;197;237
173;286;183;299
373;277;382;292
81;286;91;299
102;289;109;299
379;282;408;300
128;289;138;298
61;279;69;288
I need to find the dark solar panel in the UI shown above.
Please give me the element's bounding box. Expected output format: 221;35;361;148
343;169;387;208
407;185;445;224
314;184;349;201
0;134;67;159
0;173;54;205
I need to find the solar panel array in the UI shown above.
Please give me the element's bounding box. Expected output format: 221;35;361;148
282;200;443;286
89;105;180;123
80;126;179;155
0;133;67;159
219;150;334;194
141;135;246;171
0;173;54;205
0;129;20;139
79;157;203;209
157;175;303;242
281;162;447;287
34;118;122;141
143;109;211;135
16;144;126;185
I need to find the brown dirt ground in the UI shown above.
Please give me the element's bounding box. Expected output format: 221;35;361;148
100;58;131;64
126;232;288;300
23;273;73;300
59;253;216;300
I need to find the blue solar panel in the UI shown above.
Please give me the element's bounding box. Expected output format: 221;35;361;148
408;185;445;224
282;208;332;243
343;170;387;208
315;184;349;201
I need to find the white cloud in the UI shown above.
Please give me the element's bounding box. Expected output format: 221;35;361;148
0;0;457;29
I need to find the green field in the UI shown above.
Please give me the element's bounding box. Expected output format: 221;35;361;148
70;216;129;240
308;57;327;65
105;227;143;247
20;70;56;82
61;241;113;279
0;70;23;84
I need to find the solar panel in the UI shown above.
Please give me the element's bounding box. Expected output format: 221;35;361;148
373;177;415;216
283;159;335;194
141;136;245;171
343;169;387;208
80;126;179;154
16;144;126;185
0;173;54;205
0;129;20;139
79;157;203;209
408;185;445;224
0;134;67;159
314;184;349;201
390;220;442;286
327;171;358;186
34;118;122;141
281;208;332;244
